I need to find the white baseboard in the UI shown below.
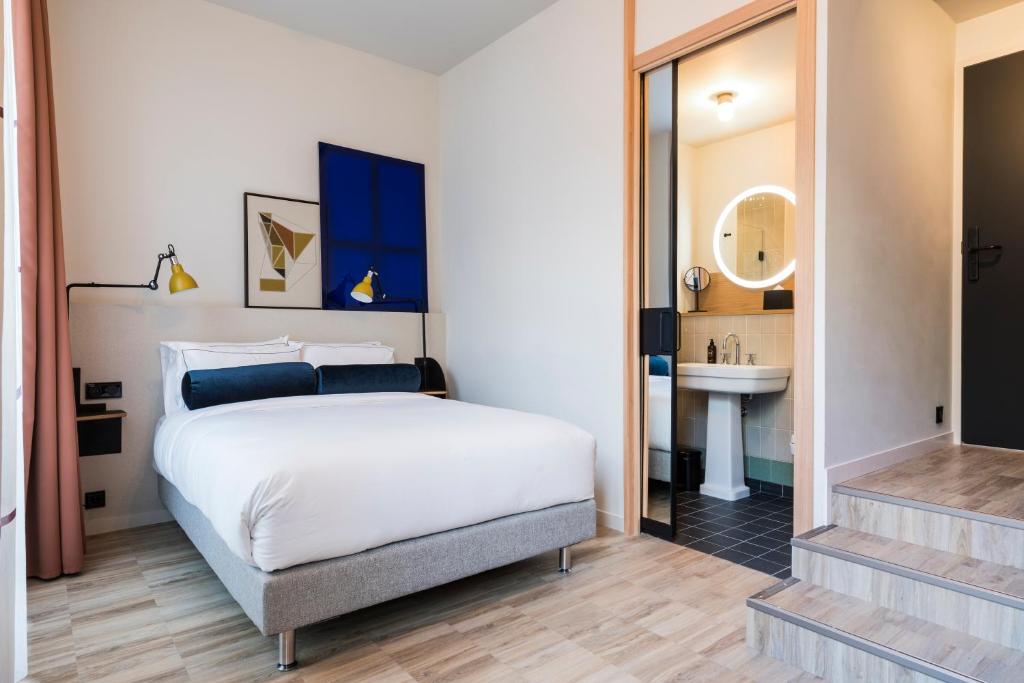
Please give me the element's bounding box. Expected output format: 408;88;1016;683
598;508;624;532
84;508;172;536
826;432;953;494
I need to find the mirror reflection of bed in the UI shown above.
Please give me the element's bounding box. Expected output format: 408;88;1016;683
645;355;674;523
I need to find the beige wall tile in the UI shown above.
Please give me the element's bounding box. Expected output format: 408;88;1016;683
760;428;775;461
743;424;761;458
672;312;795;464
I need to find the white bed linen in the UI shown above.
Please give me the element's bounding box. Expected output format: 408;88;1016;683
154;393;595;572
648;375;672;453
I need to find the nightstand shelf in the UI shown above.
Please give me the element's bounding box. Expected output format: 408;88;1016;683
75;409;126;423
76;409;125;456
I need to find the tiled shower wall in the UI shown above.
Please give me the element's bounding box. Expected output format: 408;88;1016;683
677;313;795;487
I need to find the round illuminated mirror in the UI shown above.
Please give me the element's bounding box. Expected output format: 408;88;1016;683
713;185;796;289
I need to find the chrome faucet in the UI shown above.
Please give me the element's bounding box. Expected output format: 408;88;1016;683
723;333;741;365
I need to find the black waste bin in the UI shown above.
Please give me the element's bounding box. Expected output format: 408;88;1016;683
675;447;704;492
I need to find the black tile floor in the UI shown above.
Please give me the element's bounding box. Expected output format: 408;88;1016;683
673;491;793;578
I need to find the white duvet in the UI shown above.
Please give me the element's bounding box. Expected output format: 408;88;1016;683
154;393;595;572
648;375;672;453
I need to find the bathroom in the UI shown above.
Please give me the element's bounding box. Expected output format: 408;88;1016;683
640;11;797;578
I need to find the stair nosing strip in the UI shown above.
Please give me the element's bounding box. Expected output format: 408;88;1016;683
833;484;1024;531
792;535;1024;611
747;590;980;683
794;524;836;541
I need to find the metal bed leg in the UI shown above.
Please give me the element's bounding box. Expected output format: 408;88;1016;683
277;630;297;671
558;546;573;574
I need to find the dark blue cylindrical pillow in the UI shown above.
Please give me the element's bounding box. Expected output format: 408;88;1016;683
181;362;316;410
649;355;670;377
316;363;422;395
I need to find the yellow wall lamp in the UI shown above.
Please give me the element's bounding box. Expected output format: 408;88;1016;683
66;243;198;305
350;266;446;394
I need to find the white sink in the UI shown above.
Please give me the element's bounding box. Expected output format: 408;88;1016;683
677;362;790;394
676;362;791;502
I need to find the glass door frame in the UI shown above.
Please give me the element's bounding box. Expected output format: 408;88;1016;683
638;60;679;539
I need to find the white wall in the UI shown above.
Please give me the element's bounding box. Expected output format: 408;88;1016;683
48;0;447;533
635;0;750;55
49;0;441;311
952;2;1024;443
440;0;625;529
823;0;954;481
688;121;796;273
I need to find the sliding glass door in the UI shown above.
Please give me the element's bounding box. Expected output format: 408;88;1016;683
639;62;679;539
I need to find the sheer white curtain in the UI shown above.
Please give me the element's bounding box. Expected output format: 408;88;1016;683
0;0;28;677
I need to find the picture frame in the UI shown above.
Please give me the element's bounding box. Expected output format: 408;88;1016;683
318;142;428;312
243;192;322;309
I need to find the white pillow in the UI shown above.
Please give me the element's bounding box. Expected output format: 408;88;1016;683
299;342;395;368
159;337;296;415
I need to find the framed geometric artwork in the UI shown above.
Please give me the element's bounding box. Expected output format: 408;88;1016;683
318;142;428;312
243;192;322;309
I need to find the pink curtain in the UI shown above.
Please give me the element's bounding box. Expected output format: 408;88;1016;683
13;0;83;579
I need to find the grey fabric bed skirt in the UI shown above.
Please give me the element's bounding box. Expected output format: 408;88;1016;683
158;476;596;636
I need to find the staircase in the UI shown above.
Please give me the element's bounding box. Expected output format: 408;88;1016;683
746;444;1024;682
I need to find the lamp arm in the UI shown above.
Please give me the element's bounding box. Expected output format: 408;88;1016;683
359;266;427;360
147;246;177;291
66;244;179;307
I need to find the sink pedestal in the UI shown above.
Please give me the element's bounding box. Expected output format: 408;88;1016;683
699;391;750;501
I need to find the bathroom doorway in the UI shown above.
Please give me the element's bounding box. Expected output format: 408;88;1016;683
627;0;815;578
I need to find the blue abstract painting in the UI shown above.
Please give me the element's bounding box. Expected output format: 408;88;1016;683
318;142;428;312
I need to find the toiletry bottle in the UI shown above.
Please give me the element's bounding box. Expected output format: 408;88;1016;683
707;338;717;364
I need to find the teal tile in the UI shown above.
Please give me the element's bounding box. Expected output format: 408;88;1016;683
772;461;794;487
747;456;771;482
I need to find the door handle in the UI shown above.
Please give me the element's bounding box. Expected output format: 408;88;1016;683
967;226;1003;282
660;309;674;354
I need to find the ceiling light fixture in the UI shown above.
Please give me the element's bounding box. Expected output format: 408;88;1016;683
715;91;736;122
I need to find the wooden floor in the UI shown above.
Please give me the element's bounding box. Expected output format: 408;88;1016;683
841;443;1024;521
26;523;819;683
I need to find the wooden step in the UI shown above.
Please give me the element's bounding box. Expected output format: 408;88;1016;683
747;579;1024;682
791;526;1024;649
839;444;1024;522
833;445;1024;568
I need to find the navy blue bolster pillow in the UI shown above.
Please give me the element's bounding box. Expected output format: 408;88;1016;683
181;362;316;410
649;355;670;377
316;363;422;395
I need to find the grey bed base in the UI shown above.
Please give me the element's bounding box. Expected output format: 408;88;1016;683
157;476;596;671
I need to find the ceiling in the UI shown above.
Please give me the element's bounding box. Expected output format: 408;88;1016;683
206;0;559;74
934;0;1023;22
650;14;796;147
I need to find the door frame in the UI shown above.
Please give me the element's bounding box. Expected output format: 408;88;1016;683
952;36;1024;446
622;0;817;536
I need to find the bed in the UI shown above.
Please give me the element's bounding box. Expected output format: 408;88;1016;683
154;391;596;671
648;374;673;482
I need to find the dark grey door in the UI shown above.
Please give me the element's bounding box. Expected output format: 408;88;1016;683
962;50;1024;448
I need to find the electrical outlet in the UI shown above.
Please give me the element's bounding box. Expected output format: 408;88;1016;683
84;490;105;510
936;405;944;424
85;382;122;400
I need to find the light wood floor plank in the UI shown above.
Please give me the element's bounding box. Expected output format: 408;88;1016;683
28;524;813;682
842;444;1024;521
